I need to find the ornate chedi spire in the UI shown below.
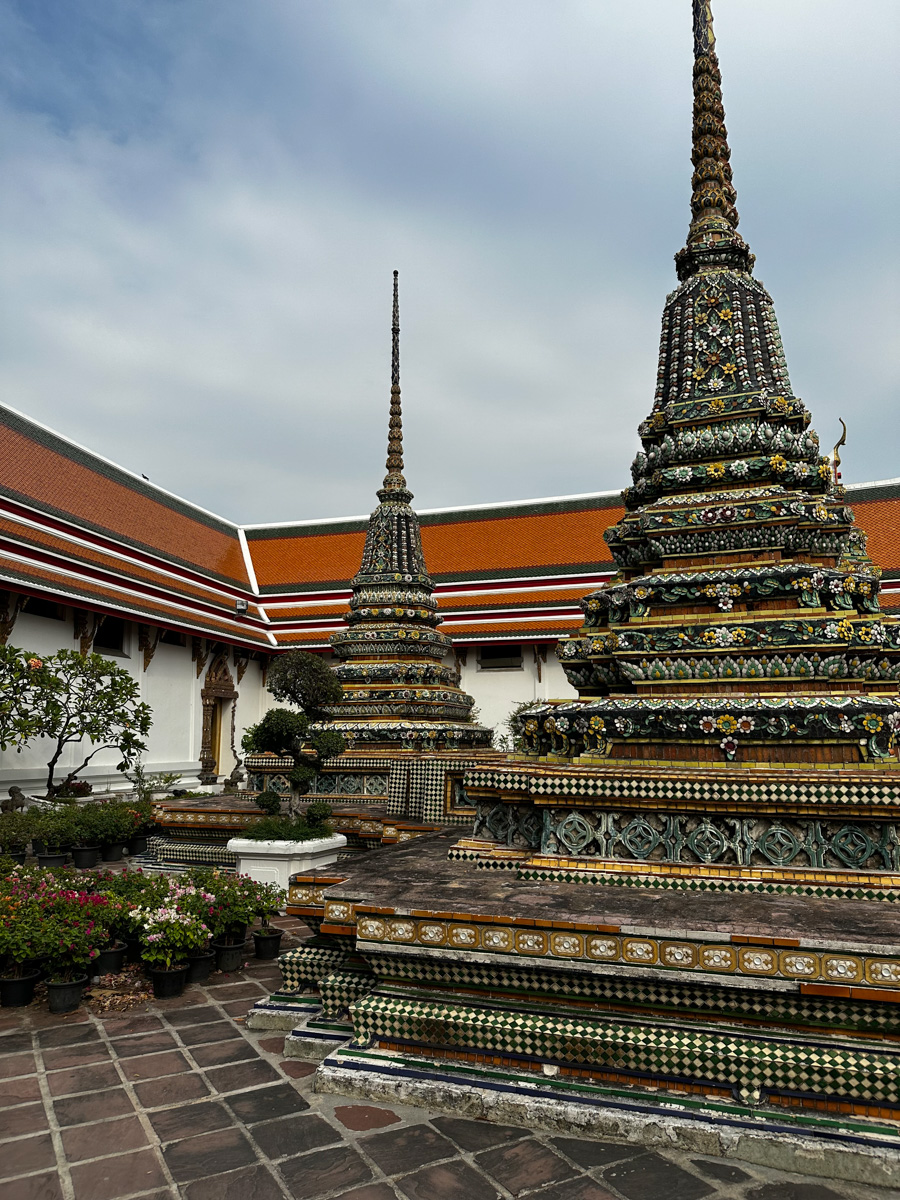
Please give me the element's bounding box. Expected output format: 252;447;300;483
324;273;491;750
675;0;753;280
539;0;900;779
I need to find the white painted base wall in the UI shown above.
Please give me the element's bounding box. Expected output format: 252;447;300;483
0;608;575;795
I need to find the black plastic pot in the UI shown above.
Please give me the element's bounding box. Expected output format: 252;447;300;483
252;929;284;960
47;975;88;1014
0;970;41;1008
31;837;45;855
125;935;143;963
187;951;216;984
101;842;126;862
147;965;189;999
72;845;100;869
36;851;68;869
127;835;148;856
212;941;244;973
1;849;28;865
94;941;127;976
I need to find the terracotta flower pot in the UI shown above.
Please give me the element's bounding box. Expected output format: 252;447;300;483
0;970;41;1008
72;845;101;869
147;965;189;999
47;976;88;1014
252;929;284;960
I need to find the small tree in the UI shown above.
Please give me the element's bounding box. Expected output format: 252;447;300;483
0;645;54;754
265;651;343;720
28;649;153;795
242;708;345;813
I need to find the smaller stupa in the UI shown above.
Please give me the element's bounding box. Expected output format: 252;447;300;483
322;273;492;751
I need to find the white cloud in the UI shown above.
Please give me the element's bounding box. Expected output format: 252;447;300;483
0;0;896;524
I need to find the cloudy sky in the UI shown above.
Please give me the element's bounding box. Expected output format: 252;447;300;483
0;0;897;525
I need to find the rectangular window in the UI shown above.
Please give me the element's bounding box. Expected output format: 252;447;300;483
160;629;186;646
22;596;64;621
477;643;523;670
94;616;127;655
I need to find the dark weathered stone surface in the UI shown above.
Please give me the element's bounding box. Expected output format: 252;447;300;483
360;1124;456;1173
431;1115;526;1151
324;830;900;944
0;952;885;1200
604;1152;715;1200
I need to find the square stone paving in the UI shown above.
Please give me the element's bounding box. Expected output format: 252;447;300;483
0;948;896;1200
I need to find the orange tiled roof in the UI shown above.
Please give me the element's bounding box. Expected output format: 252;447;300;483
0;409;248;584
4;404;900;650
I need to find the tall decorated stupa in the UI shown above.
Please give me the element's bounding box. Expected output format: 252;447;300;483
322;273;492;753
304;4;900;1172
460;0;900;891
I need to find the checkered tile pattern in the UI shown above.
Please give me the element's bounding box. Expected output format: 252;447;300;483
319;965;378;1019
364;950;899;1032
351;987;900;1102
143;836;237;870
279;942;348;992
465;766;900;810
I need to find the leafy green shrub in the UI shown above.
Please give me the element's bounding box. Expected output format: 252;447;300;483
0;811;37;852
265;650;343;718
79;801;140;846
254;789;283;817
35;806;80;851
243;814;332;842
250;880;286;930
305;801;332;829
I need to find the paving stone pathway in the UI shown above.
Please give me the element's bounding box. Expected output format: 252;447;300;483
0;922;896;1200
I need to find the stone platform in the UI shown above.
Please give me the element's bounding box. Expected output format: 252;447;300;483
141;794;441;874
260;831;900;1189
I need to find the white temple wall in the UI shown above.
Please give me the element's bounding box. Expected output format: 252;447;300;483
455;645;577;739
0;609;267;796
0;611;580;795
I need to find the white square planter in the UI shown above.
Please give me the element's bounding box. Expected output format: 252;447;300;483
226;834;347;890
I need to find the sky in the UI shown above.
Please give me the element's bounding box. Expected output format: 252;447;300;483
0;0;897;526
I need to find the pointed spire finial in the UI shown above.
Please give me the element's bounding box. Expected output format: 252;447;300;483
381;269;409;496
675;0;754;280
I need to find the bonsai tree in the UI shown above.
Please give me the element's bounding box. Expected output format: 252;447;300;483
242;709;344;813
26;649;152;796
265;650;343;719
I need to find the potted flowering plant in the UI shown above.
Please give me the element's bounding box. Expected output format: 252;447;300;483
94;802;140;862
34;807;79;867
0;811;35;865
125;799;156;856
44;908;105;1013
0;894;51;1007
133;904;211;998
250;880;287;959
159;878;220;983
96;868;168;961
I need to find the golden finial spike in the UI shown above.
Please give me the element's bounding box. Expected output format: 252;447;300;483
693;0;716;55
382;270;407;493
675;0;754;279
